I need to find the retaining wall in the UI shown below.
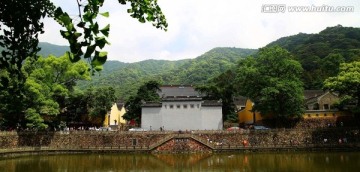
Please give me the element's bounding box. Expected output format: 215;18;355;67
0;128;359;154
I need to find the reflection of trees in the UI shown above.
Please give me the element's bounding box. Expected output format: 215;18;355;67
1;153;360;171
196;152;360;171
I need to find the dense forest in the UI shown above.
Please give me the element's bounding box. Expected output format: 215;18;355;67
267;25;360;89
76;47;257;99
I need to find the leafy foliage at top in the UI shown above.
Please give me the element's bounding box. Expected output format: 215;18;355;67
266;25;360;89
0;0;167;130
1;0;167;77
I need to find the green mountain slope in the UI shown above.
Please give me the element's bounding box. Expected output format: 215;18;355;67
160;47;257;84
38;42;69;57
266;25;360;89
77;47;256;99
77;59;189;98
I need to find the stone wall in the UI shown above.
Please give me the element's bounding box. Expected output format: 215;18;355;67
153;138;211;153
194;128;359;148
0;131;168;149
0;128;359;153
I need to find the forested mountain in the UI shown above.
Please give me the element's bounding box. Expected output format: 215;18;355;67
266;25;360;89
36;25;360;99
77;47;256;99
77;59;188;98
159;47;256;84
0;42;67;57
38;42;69;57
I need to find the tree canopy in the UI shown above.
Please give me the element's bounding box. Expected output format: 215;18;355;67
196;70;238;122
0;54;90;130
235;46;304;120
324;61;360;117
267;25;360;89
123;80;161;125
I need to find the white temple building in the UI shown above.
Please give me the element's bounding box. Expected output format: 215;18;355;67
141;85;223;131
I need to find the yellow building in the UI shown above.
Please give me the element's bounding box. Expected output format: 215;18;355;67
237;91;348;124
237;99;263;124
103;102;126;130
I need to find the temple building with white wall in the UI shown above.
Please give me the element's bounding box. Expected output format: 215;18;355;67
141;85;223;131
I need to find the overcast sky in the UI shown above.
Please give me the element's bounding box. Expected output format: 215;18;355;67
39;0;360;63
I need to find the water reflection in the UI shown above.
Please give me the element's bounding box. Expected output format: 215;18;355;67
0;152;359;172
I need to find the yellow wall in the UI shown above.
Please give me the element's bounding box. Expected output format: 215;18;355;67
237;99;349;124
303;111;348;118
238;99;263;124
103;103;126;127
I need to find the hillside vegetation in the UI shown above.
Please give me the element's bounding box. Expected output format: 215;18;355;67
77;48;257;99
38;25;360;99
267;25;360;89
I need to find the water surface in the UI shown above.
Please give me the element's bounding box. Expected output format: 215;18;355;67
1;152;359;171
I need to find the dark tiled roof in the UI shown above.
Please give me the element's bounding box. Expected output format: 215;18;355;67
142;102;162;107
233;96;247;106
116;102;124;109
158;85;201;98
162;97;202;102
304;90;325;100
202;100;222;106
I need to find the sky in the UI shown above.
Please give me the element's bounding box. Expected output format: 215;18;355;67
39;0;360;63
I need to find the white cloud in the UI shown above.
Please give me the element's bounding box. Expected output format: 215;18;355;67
39;0;360;63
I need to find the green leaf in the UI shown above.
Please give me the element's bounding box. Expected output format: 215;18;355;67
100;12;109;17
54;7;64;18
139;17;146;23
118;0;126;5
77;22;85;28
94;65;103;71
84;45;96;58
95;37;108;49
83;12;95;22
100;24;110;37
59;13;72;26
74;32;82;39
60;30;70;38
92;51;107;66
146;13;154;21
99;51;108;58
66;23;74;31
66;51;76;62
92;23;99;34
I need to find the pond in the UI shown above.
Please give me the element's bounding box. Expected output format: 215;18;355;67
0;152;359;171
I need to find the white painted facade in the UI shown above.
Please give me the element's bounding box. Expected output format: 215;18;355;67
141;100;223;131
